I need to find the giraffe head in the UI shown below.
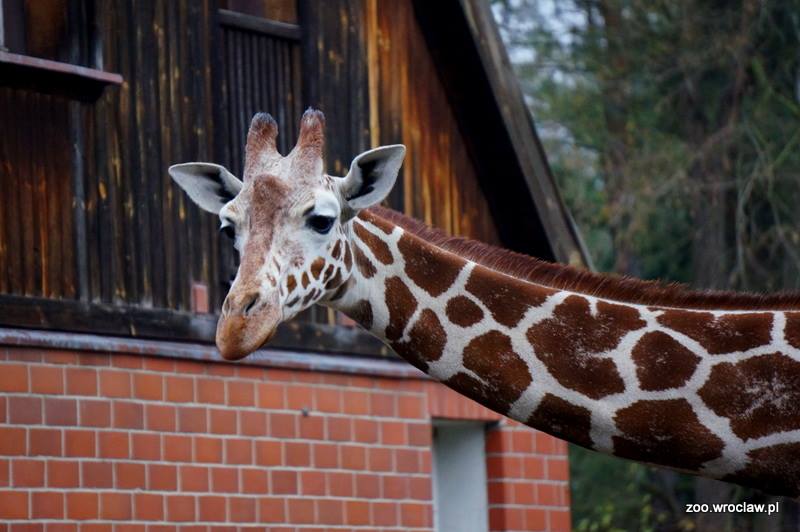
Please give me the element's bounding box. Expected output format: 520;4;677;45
169;109;405;360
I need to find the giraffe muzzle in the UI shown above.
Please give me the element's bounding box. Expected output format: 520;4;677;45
216;291;281;360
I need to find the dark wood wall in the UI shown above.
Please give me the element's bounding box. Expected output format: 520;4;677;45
0;0;512;354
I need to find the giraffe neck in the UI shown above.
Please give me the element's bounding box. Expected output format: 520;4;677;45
326;208;800;498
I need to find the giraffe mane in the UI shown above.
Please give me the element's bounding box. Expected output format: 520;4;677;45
368;206;800;311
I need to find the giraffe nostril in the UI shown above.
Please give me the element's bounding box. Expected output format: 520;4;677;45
243;293;260;315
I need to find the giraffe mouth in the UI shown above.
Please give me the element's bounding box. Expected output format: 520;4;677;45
215;300;281;361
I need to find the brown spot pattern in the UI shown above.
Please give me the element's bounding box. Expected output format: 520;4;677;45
286;274;297;294
724;443;800;497
325;269;342;291
343;244;353;271
397;233;464;297
446;296;484;327
310;258;326;279
657;310;773;354
632;331;701;391
527;394;593;449
527;296;641;399
613;399;725;471
465;270;550;327
301;272;310;288
350;299;373;331
393;309;447;372
385;277;417;341
302;289;319;306
286;296;300;307
785;312;800;349
698;353;800;440
354;245;377;278
354;223;393;265
331;240;342;260
461;331;532;413
322;264;335;282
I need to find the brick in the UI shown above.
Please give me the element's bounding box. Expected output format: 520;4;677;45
0;364;28;392
0;459;7;486
313;443;338;469
408;423;432;446
341;445;366;470
368;447;392;472
271;470;297;495
100;493;131;520
396;448;419;473
66;368;97;396
148;464;178;491
241;468;268;494
298;414;324;439
345;500;369;526
0;396;4;423
370;392;395;417
134;493;163;521
142;356;174;372
287;499;314;525
0;490;28;519
398;395;425;418
286;385;313;410
28;428;60;457
165;376;194;403
32;492;64;519
401;502;430;528
317;499;344;525
328;472;353;497
383;475;408;499
195;436;223;463
315;388;341;413
115;462;145;490
198;495;226;522
355;473;380;498
207;363;236;377
225;438;252;465
512;430;534;453
31;365;64;394
82;461;113;488
228;381;255;406
353;419;378;443
209;408;237;434
64;430;95;457
229;497;256;523
259;497;285;523
99;430;129;459
535;432;559;454
178;406;207;433
373;501;397;527
9;396;42;424
549;509;571;531
66;492;98;520
211;468;238;493
537;483;561;506
133;373;163;400
239;410;266;437
196;378;225;404
547;457;570;481
166;495;195;522
523;456;545;479
269;412;296;438
145;404;176;432
409;476;433;500
42;350;78;365
180;465;209;492
163;434;191;462
113;401;144;429
257;382;285;409
300;471;325;496
98;370;130;398
79;400;110;427
44;398;77;426
328;417;352;441
0;427;26;455
342;390;369;415
284;442;310;467
381;421;407;446
13;459;45;487
47;460;79;488
255;440;281;467
131;432;161;460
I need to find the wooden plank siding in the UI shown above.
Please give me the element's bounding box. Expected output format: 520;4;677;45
0;0;575;354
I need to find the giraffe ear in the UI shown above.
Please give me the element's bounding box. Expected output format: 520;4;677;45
340;145;405;215
169;162;243;214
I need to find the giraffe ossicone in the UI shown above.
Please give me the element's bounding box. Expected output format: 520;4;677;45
170;109;800;498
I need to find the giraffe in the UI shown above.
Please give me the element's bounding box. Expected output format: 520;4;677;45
170;109;800;498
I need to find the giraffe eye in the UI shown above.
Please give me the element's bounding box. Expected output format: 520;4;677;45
307;215;335;234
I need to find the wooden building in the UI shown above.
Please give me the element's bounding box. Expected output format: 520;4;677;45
0;0;583;530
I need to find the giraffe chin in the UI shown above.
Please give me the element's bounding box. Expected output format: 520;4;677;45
215;310;279;361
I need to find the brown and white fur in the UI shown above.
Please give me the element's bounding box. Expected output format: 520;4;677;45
171;110;800;498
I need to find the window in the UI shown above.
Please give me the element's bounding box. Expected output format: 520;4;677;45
432;420;490;532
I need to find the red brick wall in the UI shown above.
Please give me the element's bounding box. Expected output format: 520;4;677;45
0;344;570;531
